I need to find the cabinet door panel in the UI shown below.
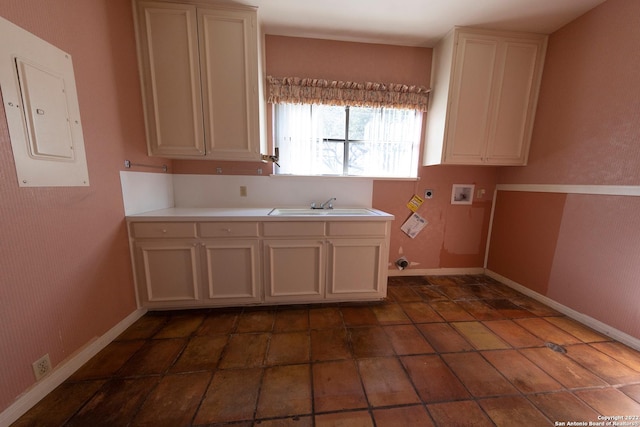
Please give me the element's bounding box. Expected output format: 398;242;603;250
136;240;200;304
486;41;540;164
199;8;259;160
446;36;497;164
202;239;261;303
136;2;205;156
327;238;386;298
264;239;325;301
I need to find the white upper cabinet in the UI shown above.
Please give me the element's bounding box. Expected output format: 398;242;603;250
134;0;264;160
424;28;547;166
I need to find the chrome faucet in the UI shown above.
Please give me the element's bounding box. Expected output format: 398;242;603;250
311;197;336;209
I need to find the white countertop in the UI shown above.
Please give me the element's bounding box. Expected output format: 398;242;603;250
126;207;395;222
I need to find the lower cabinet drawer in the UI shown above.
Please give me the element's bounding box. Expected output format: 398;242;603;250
327;221;387;236
263;221;325;237
199;222;259;237
131;222;197;238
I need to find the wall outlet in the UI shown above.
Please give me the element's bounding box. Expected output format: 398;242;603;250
240;186;247;197
32;353;52;381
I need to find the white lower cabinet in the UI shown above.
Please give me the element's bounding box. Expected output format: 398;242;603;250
201;239;261;304
128;218;390;309
327;238;387;299
263;239;325;303
134;239;202;308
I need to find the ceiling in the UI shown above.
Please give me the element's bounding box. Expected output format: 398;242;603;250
224;0;606;47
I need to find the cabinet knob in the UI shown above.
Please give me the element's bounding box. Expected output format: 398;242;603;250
223;228;232;233
162;229;167;233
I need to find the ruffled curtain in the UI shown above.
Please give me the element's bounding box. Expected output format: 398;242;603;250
266;76;430;111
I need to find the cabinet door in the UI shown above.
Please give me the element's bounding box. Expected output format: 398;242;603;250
263;239;325;302
326;238;387;300
445;34;498;164
198;8;261;161
201;239;261;304
135;2;205;157
135;240;201;307
485;39;543;165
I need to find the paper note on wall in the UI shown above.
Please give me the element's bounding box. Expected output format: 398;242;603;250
406;194;424;212
401;213;428;239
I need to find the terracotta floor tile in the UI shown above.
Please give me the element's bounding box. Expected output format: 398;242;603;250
574;388;640;416
358;357;421;406
236;309;275;332
218;333;269;369
313;360;367;412
66;377;159;427
117;338;185;376
565;344;640;385
544;317;609;343
267;331;310;365
483;319;545;348
620;384;640;403
311;328;351;361
435;284;480;300
383;324;435;355
484;299;534;318
387;285;422;302
510;295;561;316
309;306;343;329
388;275;430;287
116;315;166;340
131;372;210;426
401;355;470;403
256;364;312;418
400;302;444;323
315;410;373;427
417;323;474;353
427;276;463;286
442;352;518;397
451;321;510;350
478;396;550;426
258;417;313;427
412;285;448;302
482;349;563;393
341;306;378;326
194;368;262;424
274;308;310;332
427;400;494;427
170;334;227;372
457;300;504;320
372;405;435;427
12;380;105;427
528;391;600;424
371;303;411;324
429;300;475;321
69;340;144;380
349;326;395;358
490;283;525;299
519;347;608;389
153;313;205;338
590;341;640;372
196;311;238;335
514;317;582;345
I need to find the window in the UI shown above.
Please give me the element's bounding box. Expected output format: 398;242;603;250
274;103;422;178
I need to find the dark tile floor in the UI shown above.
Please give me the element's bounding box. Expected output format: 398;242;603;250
14;275;640;426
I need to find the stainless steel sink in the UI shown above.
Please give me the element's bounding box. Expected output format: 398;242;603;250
268;208;379;216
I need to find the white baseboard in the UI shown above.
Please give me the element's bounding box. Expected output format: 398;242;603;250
0;308;147;427
388;267;485;277
485;270;640;351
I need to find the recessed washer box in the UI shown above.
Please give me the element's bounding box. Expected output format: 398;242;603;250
451;184;475;205
0;16;89;187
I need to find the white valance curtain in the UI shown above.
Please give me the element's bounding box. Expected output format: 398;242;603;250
266;76;430;111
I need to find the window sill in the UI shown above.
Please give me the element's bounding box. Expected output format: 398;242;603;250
269;174;420;182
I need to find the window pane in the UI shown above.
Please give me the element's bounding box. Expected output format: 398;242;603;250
348;106;375;140
318;139;344;175
316;105;346;140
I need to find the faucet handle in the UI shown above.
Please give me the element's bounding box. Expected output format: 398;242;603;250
310;202;316;209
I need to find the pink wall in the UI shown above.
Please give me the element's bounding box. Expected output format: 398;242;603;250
489;0;640;339
0;0;155;412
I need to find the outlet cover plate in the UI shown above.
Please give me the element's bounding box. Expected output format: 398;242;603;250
32;353;52;380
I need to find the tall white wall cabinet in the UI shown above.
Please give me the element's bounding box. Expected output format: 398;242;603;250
133;0;265;160
424;27;548;166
